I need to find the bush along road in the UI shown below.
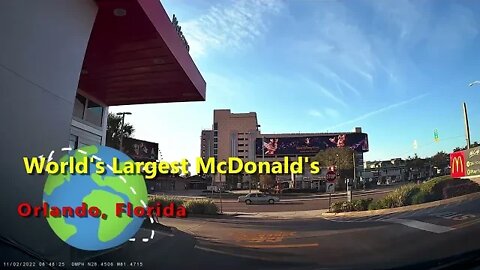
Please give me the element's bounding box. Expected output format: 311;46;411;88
329;176;480;213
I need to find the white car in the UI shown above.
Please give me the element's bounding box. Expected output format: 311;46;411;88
238;193;280;205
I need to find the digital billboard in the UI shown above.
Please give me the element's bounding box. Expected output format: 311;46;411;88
123;137;159;161
255;133;369;156
466;147;480;177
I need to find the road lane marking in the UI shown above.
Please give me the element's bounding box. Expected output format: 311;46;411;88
236;231;295;243
386;218;454;233
431;212;476;221
194;245;296;262
240;243;319;249
453;218;480;229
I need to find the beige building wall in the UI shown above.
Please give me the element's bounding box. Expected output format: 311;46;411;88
213;109;259;162
200;129;214;161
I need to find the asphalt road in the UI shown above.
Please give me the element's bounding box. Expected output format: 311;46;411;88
150;195;480;269
217;189;392;212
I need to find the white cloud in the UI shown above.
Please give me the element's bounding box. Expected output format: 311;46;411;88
181;0;284;58
325;93;429;130
325;108;340;118
308;108;339;119
316;65;361;96
311;8;380;85
308;109;323;118
303;78;347;107
371;1;478;53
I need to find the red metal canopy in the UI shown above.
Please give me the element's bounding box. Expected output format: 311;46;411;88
79;0;206;106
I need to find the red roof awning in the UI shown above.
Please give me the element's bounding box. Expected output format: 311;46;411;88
79;0;206;106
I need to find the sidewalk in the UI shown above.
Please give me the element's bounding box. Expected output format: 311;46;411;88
152;187;392;201
224;209;330;219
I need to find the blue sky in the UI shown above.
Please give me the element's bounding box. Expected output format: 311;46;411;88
111;0;480;172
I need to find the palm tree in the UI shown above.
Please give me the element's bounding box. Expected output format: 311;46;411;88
106;113;135;149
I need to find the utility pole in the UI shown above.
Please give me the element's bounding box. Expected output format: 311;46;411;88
116;112;132;151
463;102;471;149
219;176;223;214
352;151;356;189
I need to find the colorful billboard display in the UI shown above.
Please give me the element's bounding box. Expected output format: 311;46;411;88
255;133;369;156
450;146;480;178
123;137;159;161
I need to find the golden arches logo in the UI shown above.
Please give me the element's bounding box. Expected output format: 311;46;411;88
452;156;464;173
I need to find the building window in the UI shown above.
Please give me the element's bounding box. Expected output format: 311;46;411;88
213;131;218;137
238;143;245;147
85;99;104;127
213;122;218;130
214;138;218;142
214;143;218;148
214;149;218;155
73;94;86;119
73;93;105;128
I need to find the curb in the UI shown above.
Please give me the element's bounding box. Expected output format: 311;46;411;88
222;210;329;219
149;188;393;201
321;192;480;218
218;192;480;220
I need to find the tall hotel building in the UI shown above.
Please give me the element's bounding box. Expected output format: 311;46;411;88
201;110;369;189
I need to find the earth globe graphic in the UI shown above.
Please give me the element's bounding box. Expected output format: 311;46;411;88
43;145;148;251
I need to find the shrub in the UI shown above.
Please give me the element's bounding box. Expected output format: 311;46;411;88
419;175;451;201
183;199;218;215
353;198;373;211
368;201;380;210
419;176;480;201
410;190;430;204
373;184;419;209
372;176;480;210
329;198;373;213
329;201;345;213
443;182;480;198
148;195;184;207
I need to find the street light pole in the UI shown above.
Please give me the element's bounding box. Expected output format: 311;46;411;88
463;81;479;149
116;112;131;151
463;102;471;150
352;150;356;189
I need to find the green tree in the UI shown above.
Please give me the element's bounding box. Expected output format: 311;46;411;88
406;153;425;169
225;174;242;189
250;172;260;189
313;147;354;170
106;113;135;149
430;151;449;170
453;141;480;152
313;147;354;189
259;174;275;189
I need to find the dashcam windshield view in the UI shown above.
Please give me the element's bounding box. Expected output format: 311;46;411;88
2;0;480;269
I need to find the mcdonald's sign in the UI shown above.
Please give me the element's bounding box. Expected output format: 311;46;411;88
450;151;466;178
